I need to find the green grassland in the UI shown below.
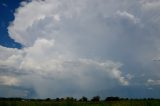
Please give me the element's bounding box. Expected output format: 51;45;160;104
0;100;160;106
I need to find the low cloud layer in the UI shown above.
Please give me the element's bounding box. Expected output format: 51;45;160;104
0;0;160;98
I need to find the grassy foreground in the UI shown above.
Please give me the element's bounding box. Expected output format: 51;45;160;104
0;100;160;106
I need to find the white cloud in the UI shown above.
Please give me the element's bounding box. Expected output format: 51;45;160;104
141;0;160;10
0;76;20;86
147;79;160;86
0;46;24;68
126;74;134;80
116;11;140;24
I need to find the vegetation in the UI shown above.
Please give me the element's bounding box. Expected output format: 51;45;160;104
0;97;160;106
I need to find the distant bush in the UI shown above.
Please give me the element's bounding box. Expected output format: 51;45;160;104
65;97;76;101
79;96;88;102
91;96;100;102
105;96;120;101
55;98;60;101
45;98;51;101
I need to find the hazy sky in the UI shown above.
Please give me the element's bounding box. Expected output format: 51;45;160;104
0;0;160;98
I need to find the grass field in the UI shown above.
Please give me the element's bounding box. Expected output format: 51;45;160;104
0;100;160;106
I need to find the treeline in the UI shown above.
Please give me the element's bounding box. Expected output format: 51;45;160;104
0;96;159;102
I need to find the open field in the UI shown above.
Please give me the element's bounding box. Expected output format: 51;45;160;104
0;100;160;106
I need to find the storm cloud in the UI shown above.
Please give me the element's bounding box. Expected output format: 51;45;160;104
0;0;160;98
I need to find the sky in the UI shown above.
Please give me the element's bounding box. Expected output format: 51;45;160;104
0;0;160;99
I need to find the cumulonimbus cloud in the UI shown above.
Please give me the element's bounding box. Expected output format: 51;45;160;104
0;0;160;98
